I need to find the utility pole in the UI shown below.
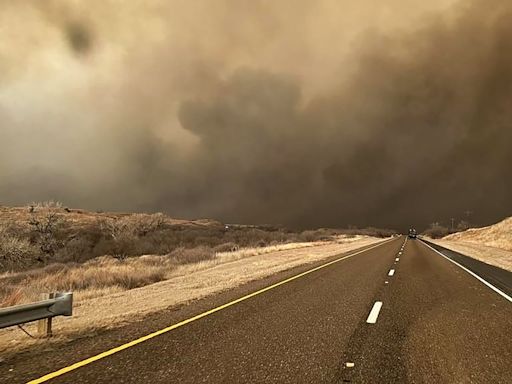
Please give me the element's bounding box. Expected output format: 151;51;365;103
451;218;455;231
464;210;473;228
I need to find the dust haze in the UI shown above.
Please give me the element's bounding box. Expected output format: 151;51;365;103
1;0;511;230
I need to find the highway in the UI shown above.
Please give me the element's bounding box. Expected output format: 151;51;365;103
2;236;512;383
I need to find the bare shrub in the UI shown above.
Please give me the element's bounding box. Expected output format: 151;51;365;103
0;227;37;270
93;233;139;260
213;242;240;253
56;237;95;263
99;218;128;241
361;227;396;238
98;218;138;259
169;246;215;264
457;220;470;231
130;213;166;236
99;213;165;239
298;229;332;242
339;227;396;238
29;200;63;209
257;239;267;247
423;224;450;239
95;214;167;259
28;209;65;258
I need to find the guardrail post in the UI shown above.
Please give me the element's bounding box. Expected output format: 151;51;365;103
37;293;54;338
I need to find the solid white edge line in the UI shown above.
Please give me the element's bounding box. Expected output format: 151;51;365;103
388;269;395;276
420;240;512;303
366;301;383;323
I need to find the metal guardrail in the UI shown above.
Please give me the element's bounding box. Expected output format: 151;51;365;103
0;292;73;334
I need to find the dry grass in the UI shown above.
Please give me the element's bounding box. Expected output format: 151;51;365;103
430;239;512;272
0;287;23;307
168;246;215;264
0;236;369;308
36;263;167;291
73;286;125;303
215;241;327;262
430;216;512;271
443;216;512;251
0;236;386;355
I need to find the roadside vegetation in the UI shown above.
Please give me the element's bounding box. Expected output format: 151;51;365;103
421;220;472;239
0;202;395;307
428;216;512;272
0;236;385;357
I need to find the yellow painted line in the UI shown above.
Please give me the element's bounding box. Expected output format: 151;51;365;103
27;237;395;383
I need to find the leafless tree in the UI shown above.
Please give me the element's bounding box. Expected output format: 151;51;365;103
28;210;63;257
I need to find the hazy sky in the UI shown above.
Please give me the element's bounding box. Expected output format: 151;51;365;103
1;0;511;230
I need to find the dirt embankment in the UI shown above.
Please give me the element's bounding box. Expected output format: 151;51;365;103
430;217;512;271
443;217;512;251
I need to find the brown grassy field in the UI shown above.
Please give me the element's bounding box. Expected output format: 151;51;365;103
0;242;325;307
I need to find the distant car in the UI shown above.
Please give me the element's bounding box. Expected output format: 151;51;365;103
408;228;417;239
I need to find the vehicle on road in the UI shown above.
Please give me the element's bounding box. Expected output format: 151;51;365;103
408;228;417;239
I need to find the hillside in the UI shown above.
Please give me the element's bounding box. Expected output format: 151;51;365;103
0;203;396;273
431;216;512;272
443;217;512;251
0;205;219;231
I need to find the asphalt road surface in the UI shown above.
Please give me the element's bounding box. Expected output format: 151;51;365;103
2;236;511;383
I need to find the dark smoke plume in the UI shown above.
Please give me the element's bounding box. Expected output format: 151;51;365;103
1;0;511;230
65;22;93;55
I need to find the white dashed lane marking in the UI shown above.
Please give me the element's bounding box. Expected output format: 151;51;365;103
366;301;383;324
388;269;395;276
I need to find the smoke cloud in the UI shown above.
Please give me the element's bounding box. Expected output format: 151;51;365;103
1;0;511;230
